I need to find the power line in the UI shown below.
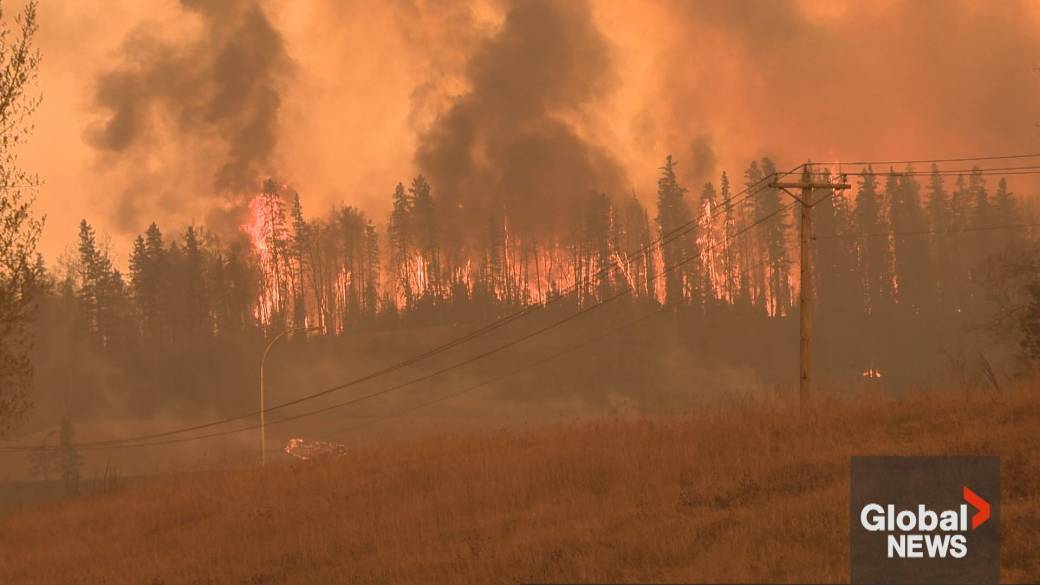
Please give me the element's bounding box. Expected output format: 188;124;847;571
815;222;1040;241
0;165;807;453
317;305;669;444
0;187;798;453
9;154;1037;452
5;153;1035;452
839;168;1040;177
314;210;816;445
810;153;1040;166
9;156;1030;452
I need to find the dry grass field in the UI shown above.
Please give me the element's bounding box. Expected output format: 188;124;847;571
1;387;1038;585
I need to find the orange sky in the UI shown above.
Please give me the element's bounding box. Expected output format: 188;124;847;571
21;0;1040;264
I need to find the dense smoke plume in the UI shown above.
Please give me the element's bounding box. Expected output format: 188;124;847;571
626;0;1040;187
32;0;1040;260
87;0;291;233
415;0;626;245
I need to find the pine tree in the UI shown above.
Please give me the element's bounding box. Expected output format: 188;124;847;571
289;194;308;328
757;158;792;316
409;175;440;300
211;242;257;338
75;220;125;349
888;166;933;313
583;192;613;301
364;220;380;318
621;195;653;300
947;173;972;312
719;171;737;302
255;179;292;329
388;183;414;310
129;235;149;336
337;207;368;322
854;168;894;314
699;181;720;302
815;167;857;312
76;220;101;336
993;178;1020;248
131;222;167;344
182;226;210;338
970;167;992;230
926;166;953;308
656;155;697;307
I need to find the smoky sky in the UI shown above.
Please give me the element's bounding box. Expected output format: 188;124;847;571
646;0;1040;186
43;0;1040;260
414;0;626;247
87;0;291;233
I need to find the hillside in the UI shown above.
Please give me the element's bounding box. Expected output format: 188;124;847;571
2;388;1038;585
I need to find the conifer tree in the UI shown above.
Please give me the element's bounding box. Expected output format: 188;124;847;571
583;192;613;301
854;168;894;314
388;183;414;309
993;178;1020;248
699;181;719;302
656;155;697;307
288;194;308;328
182;226;210;338
620;195;653;300
75;220;126;349
409;175;440;300
815;168;850;311
719;171;737;302
925;165;951;306
364;220;380;317
756;158;791;315
742;161;765;309
888;166;933;312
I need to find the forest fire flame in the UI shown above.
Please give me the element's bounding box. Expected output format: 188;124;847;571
284;437;349;461
244;193;284;326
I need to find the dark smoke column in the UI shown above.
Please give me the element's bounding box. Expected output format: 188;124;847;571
415;0;626;253
87;0;292;234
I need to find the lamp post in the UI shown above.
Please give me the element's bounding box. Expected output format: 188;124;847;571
259;326;319;466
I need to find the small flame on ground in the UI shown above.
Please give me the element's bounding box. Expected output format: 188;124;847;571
284;437;348;461
862;368;883;379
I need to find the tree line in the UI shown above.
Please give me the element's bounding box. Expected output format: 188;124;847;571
22;155;1036;416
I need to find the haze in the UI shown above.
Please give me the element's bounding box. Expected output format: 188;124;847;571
25;0;1040;264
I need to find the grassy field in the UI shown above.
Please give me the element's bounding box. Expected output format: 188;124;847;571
1;387;1038;585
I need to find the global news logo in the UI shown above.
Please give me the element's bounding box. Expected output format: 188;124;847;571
850;456;999;585
858;486;990;559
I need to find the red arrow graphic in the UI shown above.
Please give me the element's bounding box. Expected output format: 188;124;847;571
963;486;990;530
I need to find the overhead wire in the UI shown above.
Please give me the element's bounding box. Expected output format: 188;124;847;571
1;176;804;453
0;170;787;450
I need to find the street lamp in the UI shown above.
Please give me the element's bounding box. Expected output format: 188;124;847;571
259;325;320;466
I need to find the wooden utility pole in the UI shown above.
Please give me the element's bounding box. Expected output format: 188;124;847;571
769;164;849;410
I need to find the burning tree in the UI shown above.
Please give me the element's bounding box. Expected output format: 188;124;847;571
245;180;295;331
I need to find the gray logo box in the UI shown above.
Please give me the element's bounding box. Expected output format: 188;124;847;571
850;456;999;585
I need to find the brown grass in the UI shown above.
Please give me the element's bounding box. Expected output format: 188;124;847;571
2;388;1039;585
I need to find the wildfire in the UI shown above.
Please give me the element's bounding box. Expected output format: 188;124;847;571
244;195;270;256
862;368;883;379
243;189;290;327
284;437;348;461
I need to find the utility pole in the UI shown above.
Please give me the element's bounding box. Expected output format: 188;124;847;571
259;326;319;466
770;164;849;410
